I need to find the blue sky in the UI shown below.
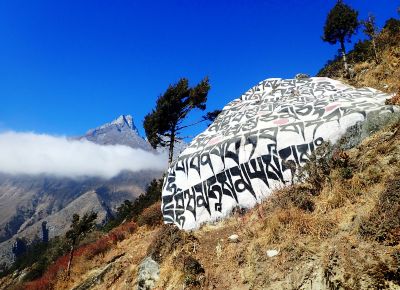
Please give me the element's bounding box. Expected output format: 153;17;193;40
0;0;398;139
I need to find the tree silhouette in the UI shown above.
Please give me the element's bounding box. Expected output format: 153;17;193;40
323;0;359;76
144;77;210;164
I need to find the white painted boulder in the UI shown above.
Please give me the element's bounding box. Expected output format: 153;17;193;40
161;77;395;230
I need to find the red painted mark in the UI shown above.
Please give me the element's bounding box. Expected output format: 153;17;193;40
273;118;289;125
325;103;339;112
208;136;222;146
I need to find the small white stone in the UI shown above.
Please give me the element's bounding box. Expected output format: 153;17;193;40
228;234;240;243
266;249;279;257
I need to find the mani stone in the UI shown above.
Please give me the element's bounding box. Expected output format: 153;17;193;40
161;77;397;230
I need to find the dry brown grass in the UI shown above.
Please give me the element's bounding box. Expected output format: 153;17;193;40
386;91;400;106
107;120;400;288
10;119;400;290
137;201;163;227
321;26;400;96
351;57;400;93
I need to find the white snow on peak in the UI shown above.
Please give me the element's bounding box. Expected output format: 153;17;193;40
111;115;134;128
82;114;154;151
96;114;137;132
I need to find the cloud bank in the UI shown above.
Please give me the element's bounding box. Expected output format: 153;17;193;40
0;131;167;178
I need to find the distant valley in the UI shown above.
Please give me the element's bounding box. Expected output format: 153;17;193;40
0;115;180;265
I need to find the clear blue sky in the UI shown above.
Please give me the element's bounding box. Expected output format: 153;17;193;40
0;0;398;139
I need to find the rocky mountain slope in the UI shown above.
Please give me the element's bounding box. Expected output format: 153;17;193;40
318;17;400;95
1;19;399;286
80;115;154;151
5;111;398;290
0;115;163;265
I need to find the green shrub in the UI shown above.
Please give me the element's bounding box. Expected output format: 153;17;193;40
102;179;163;231
383;18;400;36
183;256;205;287
349;40;373;63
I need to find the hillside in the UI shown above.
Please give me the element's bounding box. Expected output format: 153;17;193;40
318;17;400;96
2;78;400;290
2;111;398;290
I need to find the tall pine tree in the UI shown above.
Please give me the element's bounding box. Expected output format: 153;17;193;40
144;77;210;164
323;0;359;76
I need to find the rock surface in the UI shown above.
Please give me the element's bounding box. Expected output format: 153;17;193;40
228;234;240;243
161;77;396;230
266;249;279;258
71;253;125;290
137;257;160;290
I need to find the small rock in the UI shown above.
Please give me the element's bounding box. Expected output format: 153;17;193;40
228;234;240;243
137;257;160;290
266;249;280;258
295;73;310;79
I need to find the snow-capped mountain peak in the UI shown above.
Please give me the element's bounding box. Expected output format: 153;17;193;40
81;114;153;151
95;114;138;133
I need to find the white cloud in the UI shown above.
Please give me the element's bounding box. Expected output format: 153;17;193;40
0;131;167;178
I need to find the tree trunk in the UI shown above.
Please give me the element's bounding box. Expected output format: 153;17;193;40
372;37;379;63
66;244;74;279
340;40;349;77
168;127;175;166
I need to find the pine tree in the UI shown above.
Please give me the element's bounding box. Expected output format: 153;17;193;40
65;212;97;278
144;77;210;164
323;0;359;76
362;13;379;62
203;109;222;125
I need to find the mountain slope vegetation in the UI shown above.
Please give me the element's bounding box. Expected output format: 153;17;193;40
318;17;400;95
2;105;399;290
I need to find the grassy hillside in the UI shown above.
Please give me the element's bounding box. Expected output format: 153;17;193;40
318;17;400;95
2;108;399;290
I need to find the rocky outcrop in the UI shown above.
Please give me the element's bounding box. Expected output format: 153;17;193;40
136;257;160;290
161;77;397;230
71;253;125;290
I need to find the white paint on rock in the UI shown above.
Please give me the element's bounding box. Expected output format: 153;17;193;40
161;77;395;230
